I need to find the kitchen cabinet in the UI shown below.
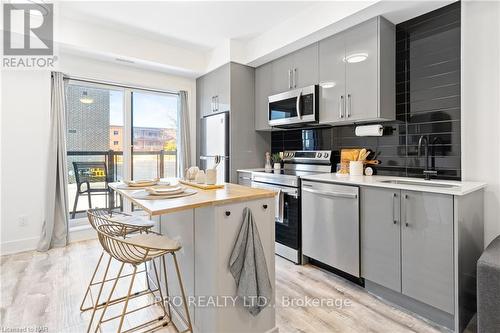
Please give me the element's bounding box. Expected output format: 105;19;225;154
198;63;230;117
255;62;273;131
318;33;345;123
360;187;454;314
237;171;252;186
360;187;401;293
196;63;270;182
319;16;395;124
401;190;454;314
271;43;319;93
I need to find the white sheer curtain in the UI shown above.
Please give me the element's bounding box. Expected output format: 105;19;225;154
177;91;192;178
38;72;69;251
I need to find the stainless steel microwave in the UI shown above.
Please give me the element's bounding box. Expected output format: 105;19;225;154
268;85;318;127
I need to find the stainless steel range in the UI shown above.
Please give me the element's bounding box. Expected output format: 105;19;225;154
250;150;332;264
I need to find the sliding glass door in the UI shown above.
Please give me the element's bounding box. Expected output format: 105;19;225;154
65;80;179;222
131;91;178;180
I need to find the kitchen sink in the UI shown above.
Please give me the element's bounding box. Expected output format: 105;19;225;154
378;179;460;188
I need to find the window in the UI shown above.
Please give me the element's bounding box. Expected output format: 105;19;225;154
64;79;179;223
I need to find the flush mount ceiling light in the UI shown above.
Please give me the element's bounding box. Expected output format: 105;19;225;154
80;91;94;104
344;53;369;63
320;82;336;89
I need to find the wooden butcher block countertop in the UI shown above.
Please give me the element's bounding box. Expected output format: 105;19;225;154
109;180;276;216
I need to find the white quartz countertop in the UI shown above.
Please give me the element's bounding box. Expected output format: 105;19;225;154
300;173;486;196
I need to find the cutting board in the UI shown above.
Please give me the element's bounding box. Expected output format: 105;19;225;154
179;180;225;190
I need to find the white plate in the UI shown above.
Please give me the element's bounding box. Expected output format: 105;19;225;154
132;188;197;200
146;185;185;196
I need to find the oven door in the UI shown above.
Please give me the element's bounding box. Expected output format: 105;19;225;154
251;181;301;263
268;85;318;127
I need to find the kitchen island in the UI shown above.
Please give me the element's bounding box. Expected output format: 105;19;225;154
109;181;277;333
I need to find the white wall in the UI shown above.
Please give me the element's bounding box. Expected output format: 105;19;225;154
0;54;196;254
461;0;500;246
1;71;52;254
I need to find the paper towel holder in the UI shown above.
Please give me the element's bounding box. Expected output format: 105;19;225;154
355;124;384;137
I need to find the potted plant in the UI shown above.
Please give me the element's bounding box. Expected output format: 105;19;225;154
272;152;282;170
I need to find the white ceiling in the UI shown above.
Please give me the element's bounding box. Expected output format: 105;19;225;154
59;1;320;52
57;1;456;77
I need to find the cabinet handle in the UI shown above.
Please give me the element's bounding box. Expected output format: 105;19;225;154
211;96;215;112
288;69;292;89
293;68;297;88
404;194;409;227
392;192;397;225
347;94;351;118
215;95;219;112
225;211;231;217
263;204;268;209
339;95;344;118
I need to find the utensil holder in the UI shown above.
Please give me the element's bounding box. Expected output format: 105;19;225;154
349;161;364;176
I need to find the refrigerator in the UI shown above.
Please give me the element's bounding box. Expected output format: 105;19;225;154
200;112;230;183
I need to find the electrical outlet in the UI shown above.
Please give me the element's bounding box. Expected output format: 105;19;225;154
18;215;28;227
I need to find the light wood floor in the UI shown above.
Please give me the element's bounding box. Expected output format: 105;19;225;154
1;240;447;333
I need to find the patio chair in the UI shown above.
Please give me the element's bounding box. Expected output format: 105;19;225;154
71;161;111;218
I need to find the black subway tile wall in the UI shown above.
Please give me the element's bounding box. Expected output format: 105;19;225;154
271;2;461;180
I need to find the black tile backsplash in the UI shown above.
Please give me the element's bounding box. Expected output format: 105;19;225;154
271;2;461;180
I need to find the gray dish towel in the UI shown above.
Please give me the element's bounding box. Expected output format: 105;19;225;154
229;207;272;316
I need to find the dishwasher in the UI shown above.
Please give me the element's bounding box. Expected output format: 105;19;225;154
301;180;360;277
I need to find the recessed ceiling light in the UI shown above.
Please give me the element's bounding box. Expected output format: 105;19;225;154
80;91;94;104
344;53;368;63
320;82;336;89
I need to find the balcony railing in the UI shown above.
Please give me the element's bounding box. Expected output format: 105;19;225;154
67;149;177;217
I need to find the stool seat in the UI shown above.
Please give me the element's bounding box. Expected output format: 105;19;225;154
125;233;181;252
110;214;155;228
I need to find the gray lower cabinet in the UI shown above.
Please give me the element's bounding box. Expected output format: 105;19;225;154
360;187;401;292
255;62;273;131
401;190;454;314
237;171;252;186
361;187;454;315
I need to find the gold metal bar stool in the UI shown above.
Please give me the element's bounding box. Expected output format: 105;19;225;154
81;209;155;313
88;223;193;333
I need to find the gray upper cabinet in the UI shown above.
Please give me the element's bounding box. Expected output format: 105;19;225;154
319;16;395;125
360;187;401;293
401;190;454;314
198;64;230;117
255;62;273;131
319;33;346;123
292;43;319;89
271;53;294;93
271;43;319;93
344;18;379;121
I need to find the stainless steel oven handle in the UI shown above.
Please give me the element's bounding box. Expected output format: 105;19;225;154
302;187;358;199
296;90;302;119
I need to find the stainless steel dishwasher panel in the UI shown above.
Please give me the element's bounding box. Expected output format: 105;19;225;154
301;180;360;277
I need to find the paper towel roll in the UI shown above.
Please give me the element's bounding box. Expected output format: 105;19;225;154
355;124;383;137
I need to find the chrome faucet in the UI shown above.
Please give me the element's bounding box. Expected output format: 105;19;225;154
418;135;438;180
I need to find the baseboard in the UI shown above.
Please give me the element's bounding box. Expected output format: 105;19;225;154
1;236;39;255
68;224;96;243
1;226;97;256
